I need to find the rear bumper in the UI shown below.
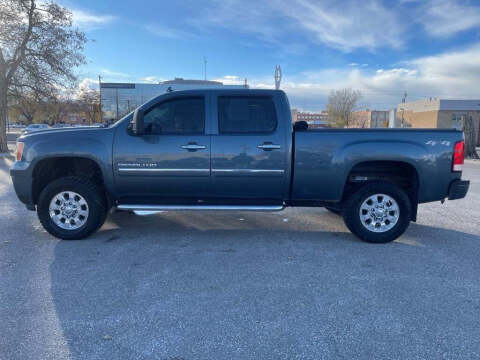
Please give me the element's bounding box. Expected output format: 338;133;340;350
448;179;469;200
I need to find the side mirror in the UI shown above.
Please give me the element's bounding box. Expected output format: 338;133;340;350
131;108;144;135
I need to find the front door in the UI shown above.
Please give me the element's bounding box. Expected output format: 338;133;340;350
211;94;287;201
113;96;211;202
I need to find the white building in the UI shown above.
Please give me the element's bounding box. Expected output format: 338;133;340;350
101;78;247;122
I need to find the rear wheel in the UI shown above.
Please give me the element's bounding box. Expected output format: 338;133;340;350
343;181;411;243
37;176;107;240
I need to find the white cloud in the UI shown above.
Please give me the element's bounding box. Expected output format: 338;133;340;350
420;0;480;37
281;0;405;51
144;24;192;39
100;68;130;78
139;76;166;83
193;0;405;52
213;75;247;85
78;78;98;90
247;44;480;111
71;9;116;30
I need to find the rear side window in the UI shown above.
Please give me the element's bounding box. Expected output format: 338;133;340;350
143;97;205;135
218;96;277;134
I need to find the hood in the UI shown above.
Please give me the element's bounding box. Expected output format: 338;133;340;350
17;126;110;143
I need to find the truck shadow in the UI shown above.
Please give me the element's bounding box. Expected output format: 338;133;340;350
47;210;480;358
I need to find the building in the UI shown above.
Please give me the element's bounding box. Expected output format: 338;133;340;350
100;78;247;122
397;99;480;145
291;110;330;128
351;110;389;128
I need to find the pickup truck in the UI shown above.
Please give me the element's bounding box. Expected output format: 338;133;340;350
10;89;470;243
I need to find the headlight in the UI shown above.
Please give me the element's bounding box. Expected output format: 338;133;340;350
16;142;24;161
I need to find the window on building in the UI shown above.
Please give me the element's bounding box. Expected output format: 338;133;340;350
218;96;277;133
451;114;463;130
143;97;205;135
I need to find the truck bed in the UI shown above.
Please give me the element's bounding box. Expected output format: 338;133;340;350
292;128;463;203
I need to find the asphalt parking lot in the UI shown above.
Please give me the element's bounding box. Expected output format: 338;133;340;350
1;145;480;360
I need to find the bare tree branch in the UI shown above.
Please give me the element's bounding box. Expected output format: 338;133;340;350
6;0;35;81
0;0;87;151
326;88;362;128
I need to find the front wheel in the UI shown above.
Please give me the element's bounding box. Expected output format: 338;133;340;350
343;181;412;243
37;176;107;240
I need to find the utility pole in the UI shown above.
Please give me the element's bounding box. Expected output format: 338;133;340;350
98;75;103;123
203;57;207;81
115;88;119;122
400;91;407;127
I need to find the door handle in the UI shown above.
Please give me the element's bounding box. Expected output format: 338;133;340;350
181;143;206;151
258;143;281;150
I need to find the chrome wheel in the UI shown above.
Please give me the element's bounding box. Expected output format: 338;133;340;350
49;191;89;230
359;193;399;233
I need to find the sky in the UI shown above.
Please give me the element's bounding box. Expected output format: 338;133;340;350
65;0;480;112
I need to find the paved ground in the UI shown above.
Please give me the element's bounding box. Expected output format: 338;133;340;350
1;146;480;360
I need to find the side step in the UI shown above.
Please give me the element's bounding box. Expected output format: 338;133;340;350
117;204;285;215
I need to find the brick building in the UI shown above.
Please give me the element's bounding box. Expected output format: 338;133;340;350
397;99;480;145
351;110;389;128
291;109;330;128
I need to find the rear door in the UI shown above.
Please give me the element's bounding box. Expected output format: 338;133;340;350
211;93;287;201
112;95;211;202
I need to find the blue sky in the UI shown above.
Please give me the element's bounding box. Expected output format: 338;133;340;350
66;0;480;111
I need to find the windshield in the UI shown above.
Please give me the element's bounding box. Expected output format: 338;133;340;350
107;110;135;128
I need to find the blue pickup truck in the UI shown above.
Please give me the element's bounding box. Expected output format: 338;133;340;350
10;89;469;243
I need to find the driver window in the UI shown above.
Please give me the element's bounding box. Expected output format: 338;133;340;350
143;97;205;135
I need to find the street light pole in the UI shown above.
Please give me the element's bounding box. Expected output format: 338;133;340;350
98;75;103;123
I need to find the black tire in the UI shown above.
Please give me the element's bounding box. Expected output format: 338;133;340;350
37;176;107;240
325;206;342;215
343;181;412;243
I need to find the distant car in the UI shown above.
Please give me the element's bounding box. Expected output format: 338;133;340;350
21;124;50;134
52;123;71;128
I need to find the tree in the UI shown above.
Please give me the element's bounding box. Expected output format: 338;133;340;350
44;91;75;125
9;93;39;123
462;115;479;159
0;0;87;152
326;88;362;128
78;88;100;125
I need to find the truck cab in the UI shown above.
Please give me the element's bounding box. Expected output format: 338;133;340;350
113;89;291;206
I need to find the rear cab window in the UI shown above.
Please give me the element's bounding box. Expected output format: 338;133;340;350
218;96;277;134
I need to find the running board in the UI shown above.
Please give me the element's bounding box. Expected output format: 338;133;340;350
117;204;285;215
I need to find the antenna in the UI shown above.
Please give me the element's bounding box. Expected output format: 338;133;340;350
274;65;282;90
203;57;207;81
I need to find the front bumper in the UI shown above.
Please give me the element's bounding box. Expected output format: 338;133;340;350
10;161;35;210
448;179;470;200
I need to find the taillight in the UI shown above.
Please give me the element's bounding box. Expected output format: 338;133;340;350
452;140;464;172
16;142;24;161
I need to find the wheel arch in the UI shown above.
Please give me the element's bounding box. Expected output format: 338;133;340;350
343;160;420;221
31;156;111;207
